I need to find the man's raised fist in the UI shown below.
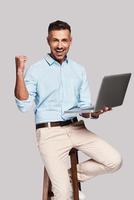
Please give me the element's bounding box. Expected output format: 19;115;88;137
15;55;28;72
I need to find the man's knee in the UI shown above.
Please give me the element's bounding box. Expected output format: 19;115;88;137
108;152;123;173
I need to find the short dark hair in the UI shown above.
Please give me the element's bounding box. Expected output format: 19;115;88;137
48;20;71;33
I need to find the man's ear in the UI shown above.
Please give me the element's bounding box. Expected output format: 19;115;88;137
47;36;50;45
70;36;72;44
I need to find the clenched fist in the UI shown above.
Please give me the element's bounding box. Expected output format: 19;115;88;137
15;55;28;73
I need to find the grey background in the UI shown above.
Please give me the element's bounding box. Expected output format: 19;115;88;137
0;0;133;199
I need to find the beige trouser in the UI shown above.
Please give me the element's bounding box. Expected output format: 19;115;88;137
36;120;122;200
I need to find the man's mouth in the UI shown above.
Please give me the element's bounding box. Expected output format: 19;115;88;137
55;49;64;53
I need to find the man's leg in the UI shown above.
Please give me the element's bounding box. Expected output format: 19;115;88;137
36;126;73;200
68;122;123;182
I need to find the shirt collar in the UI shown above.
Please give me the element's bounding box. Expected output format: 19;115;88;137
45;54;68;66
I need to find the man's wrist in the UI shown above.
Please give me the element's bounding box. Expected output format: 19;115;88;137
90;112;99;119
16;69;24;76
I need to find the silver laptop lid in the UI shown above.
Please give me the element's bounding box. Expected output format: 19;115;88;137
94;73;131;112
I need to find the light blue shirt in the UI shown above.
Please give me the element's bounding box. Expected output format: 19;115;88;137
15;54;92;124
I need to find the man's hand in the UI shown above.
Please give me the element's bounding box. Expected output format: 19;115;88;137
14;55;29;100
15;55;28;74
80;106;112;119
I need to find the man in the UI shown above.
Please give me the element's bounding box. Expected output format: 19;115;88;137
15;20;122;200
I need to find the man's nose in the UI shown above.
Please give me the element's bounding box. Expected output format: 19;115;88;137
57;42;63;48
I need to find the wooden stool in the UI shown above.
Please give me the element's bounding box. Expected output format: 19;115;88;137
42;148;81;200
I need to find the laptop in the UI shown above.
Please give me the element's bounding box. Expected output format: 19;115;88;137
64;73;131;114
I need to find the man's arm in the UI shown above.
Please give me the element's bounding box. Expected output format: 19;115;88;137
78;67;111;119
14;55;37;112
78;67;92;108
14;56;29;100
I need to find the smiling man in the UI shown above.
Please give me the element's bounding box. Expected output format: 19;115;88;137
15;20;122;200
47;26;72;64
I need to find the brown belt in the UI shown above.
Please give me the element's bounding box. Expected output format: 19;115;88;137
36;117;78;129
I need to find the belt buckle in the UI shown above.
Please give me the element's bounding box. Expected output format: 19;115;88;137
48;122;51;128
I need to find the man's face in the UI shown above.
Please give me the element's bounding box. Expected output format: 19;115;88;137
47;29;72;64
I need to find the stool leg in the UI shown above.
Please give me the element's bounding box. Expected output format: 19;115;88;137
75;151;81;191
48;180;54;199
70;148;80;200
42;167;50;200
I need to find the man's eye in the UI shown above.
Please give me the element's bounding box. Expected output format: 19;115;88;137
52;39;58;42
62;39;68;42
